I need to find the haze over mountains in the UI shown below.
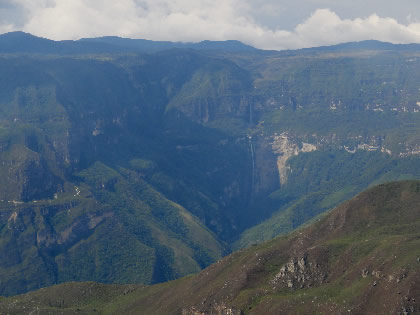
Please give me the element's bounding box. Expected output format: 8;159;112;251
0;32;420;303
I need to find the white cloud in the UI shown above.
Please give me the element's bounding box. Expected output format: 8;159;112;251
289;9;420;48
2;1;420;50
0;23;15;34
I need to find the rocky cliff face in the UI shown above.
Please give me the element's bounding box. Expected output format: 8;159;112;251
271;132;317;185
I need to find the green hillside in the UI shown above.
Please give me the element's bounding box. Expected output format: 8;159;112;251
1;181;419;314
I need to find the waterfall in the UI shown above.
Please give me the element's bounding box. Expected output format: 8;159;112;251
249;135;256;193
249;98;253;125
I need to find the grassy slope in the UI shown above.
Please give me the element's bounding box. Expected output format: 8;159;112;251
2;180;419;314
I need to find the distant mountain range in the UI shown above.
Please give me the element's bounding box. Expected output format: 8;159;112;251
0;31;257;54
298;39;420;53
2;31;420;54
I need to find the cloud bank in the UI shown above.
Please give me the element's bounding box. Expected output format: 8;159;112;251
2;0;420;50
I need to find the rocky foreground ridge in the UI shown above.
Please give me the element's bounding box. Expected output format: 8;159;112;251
1;180;419;314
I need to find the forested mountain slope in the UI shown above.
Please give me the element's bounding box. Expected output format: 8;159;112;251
1;181;419;314
0;32;420;295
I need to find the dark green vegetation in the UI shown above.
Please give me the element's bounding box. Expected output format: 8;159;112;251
1;181;419;314
1;32;420;296
0;49;249;296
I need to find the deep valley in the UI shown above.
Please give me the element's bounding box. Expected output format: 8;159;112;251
0;32;419;306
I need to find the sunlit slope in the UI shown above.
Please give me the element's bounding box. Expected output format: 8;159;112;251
1;181;419;314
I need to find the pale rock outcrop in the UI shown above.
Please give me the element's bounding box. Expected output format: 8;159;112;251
271;133;316;185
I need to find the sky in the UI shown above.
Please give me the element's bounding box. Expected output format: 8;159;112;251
1;0;420;50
